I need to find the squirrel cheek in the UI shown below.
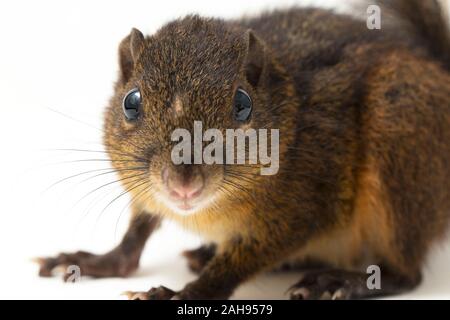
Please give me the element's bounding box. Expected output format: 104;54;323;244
121;118;139;132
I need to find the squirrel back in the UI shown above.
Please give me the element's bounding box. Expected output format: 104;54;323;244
378;0;450;70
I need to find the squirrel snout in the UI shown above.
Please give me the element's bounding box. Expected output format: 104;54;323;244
169;183;203;200
162;166;205;201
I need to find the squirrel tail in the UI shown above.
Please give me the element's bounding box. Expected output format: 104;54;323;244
378;0;450;70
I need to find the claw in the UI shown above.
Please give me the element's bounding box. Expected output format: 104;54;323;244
121;291;133;299
331;288;347;300
31;257;45;265
122;290;152;300
289;287;310;300
122;286;176;300
53;264;69;274
320;291;333;300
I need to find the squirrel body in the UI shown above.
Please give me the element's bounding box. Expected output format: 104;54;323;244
39;0;450;299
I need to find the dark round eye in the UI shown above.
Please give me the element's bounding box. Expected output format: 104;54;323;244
122;88;141;120
233;88;252;122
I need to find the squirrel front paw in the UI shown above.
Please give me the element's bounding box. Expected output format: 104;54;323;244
123;286;177;300
182;244;216;274
34;249;139;281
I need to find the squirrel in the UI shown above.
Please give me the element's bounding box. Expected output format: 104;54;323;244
36;0;450;299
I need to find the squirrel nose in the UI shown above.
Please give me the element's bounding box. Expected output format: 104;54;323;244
163;166;204;200
170;183;203;200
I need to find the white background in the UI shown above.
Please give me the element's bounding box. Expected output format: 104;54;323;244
0;0;449;299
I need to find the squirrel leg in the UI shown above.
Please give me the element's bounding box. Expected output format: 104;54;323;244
288;267;421;300
35;213;160;281
182;244;216;274
272;257;330;273
126;234;297;300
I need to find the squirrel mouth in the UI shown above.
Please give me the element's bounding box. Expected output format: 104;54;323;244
157;191;217;216
177;201;194;211
160;195;200;214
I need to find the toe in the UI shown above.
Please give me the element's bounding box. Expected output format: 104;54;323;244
122;291;149;300
33;257;60;277
123;286;176;300
289;287;311;300
132;292;151;300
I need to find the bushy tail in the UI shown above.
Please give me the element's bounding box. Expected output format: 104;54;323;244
378;0;450;70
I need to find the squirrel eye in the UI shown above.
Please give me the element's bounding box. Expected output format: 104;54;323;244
122;88;141;120
233;88;252;122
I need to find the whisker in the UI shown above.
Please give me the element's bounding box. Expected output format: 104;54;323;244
43;166;148;193
38;159;147;170
71;172;149;210
95;179;150;228
76;166;148;186
45;107;149;155
225;172;258;185
62;159;147;163
222;178;255;200
75;175;149;224
113;184;154;239
43;148;148;162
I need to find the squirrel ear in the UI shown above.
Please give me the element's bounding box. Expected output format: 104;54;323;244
118;28;145;84
242;30;265;87
242;29;286;89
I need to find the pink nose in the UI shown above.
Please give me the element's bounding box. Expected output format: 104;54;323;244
163;167;204;200
169;183;203;200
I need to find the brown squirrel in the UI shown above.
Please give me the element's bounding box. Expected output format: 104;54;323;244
36;0;450;299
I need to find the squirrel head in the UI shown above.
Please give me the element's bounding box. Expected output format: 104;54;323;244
104;15;297;218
